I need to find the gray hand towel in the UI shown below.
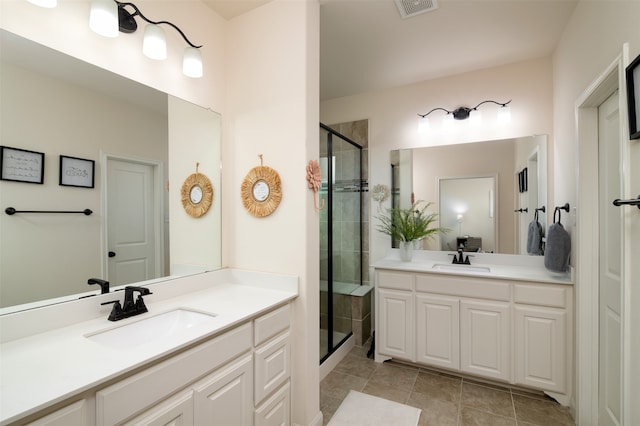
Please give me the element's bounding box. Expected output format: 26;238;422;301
526;219;543;255
544;222;570;272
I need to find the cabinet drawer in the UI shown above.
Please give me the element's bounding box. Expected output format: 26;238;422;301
122;389;194;426
254;304;291;347
27;400;87;426
254;382;290;426
254;332;291;405
96;323;252;426
415;274;510;301
377;270;413;291
513;284;567;308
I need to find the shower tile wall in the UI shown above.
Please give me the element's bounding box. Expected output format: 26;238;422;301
327;119;369;287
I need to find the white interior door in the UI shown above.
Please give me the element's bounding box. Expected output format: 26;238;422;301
107;158;158;286
598;90;623;426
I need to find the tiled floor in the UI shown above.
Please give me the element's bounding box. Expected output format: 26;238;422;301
320;344;575;426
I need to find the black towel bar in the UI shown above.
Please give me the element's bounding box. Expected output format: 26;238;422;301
5;207;93;216
555;203;570;212
514;208;528;213
613;195;640;209
536;206;546;213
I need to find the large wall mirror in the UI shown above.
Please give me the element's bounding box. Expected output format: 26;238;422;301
390;135;547;255
0;30;222;311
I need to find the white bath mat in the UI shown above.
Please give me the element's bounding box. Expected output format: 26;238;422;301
327;390;421;426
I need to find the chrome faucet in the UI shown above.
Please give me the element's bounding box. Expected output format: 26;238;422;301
101;286;153;321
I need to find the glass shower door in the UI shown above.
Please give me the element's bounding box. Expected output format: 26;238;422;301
319;124;362;363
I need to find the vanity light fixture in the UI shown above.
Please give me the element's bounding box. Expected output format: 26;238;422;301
89;0;203;78
417;100;511;132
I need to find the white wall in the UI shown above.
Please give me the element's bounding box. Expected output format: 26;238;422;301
223;1;320;424
551;2;640;423
321;57;553;264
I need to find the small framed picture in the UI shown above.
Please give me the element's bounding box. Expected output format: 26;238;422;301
626;53;640;139
59;155;95;188
0;145;45;184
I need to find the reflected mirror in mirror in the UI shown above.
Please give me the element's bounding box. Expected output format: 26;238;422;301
0;29;222;311
390;135;547;255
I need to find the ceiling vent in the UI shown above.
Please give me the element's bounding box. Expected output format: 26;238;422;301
395;0;438;19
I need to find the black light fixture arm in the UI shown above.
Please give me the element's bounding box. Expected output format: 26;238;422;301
417;107;451;118
115;1;202;49
470;99;512;110
418;99;512;121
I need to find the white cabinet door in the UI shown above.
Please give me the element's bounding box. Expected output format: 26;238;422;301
27;400;88;426
416;293;460;370
255;382;290;426
460;299;510;381
514;305;566;393
377;288;414;361
193;355;253;426
254;332;290;406
123;390;194;426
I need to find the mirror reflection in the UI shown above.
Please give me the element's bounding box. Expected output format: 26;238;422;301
0;30;221;310
391;135;547;255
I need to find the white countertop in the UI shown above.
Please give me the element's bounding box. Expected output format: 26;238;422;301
373;250;573;285
0;269;298;425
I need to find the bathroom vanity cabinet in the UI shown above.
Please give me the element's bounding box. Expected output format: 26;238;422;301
0;269;297;426
375;265;573;403
24;303;292;426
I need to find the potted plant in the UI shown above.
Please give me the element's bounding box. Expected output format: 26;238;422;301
376;200;447;261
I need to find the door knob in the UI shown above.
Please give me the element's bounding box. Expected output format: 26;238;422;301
108;251;116;258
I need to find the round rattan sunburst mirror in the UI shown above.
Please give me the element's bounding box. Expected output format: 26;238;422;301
181;163;213;218
241;155;282;217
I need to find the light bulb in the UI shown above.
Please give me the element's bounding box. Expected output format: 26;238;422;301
469;108;482;125
417;117;429;134
27;0;57;8
497;105;511;124
143;24;167;60
183;46;203;78
89;0;118;38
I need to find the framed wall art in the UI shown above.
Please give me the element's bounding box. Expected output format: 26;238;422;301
0;145;45;184
626;53;640;140
59;155;95;188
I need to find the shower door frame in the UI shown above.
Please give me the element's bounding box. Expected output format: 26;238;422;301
320;123;364;364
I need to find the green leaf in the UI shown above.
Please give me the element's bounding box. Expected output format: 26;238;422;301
375;200;449;242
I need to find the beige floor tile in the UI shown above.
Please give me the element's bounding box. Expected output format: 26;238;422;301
368;362;419;391
512;394;575;425
413;370;462;404
407;392;459;426
320;394;343;426
334;352;378;379
361;381;411;404
320;370;368;401
320;345;576;426
461;382;515;418
459;406;516;426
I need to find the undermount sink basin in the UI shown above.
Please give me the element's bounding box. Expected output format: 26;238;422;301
86;308;218;348
432;264;491;274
